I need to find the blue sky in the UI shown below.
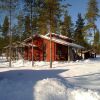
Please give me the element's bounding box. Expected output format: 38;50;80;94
64;0;100;30
64;0;87;20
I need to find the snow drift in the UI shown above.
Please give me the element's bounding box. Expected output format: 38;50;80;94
34;78;100;100
0;56;100;100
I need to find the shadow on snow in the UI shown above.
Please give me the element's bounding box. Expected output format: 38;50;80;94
0;69;70;100
66;72;100;91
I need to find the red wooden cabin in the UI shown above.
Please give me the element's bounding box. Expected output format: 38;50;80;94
24;33;84;61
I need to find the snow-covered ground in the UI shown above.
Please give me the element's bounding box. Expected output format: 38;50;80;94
0;56;100;100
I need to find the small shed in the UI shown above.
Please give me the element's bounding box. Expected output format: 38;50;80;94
82;50;96;59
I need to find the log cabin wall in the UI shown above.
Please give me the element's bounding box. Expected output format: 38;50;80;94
24;37;56;61
43;39;56;62
24;37;71;61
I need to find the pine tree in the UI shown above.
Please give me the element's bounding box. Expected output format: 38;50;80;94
24;0;37;33
16;11;24;41
37;13;48;35
37;0;61;34
86;0;99;24
61;13;73;37
24;15;31;38
0;0;18;67
74;13;86;46
2;16;9;37
94;30;99;46
93;30;100;53
86;0;99;41
24;0;66;35
0;24;2;31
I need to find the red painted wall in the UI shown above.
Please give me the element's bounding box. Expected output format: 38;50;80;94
24;36;69;61
24;37;57;61
44;39;56;61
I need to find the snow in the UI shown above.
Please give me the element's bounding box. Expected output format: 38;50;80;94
23;34;84;49
0;56;100;100
40;35;84;49
46;33;73;41
34;78;68;100
34;79;100;100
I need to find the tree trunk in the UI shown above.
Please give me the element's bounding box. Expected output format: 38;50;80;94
9;0;12;67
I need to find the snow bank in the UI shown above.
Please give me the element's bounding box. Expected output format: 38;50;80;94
70;89;100;100
34;78;100;100
34;61;49;66
0;56;97;68
34;78;68;100
0;56;100;100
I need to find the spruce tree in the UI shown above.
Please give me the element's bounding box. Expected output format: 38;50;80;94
74;13;86;46
93;30;100;53
61;13;73;37
2;16;9;37
86;0;99;41
24;15;31;38
94;30;100;46
0;24;2;35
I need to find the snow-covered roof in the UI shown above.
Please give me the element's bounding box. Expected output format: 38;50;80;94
28;43;37;47
3;42;37;49
40;35;84;49
24;34;84;49
24;34;38;42
46;33;74;41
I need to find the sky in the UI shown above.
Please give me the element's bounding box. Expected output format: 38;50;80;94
64;0;87;21
64;0;100;30
0;0;100;30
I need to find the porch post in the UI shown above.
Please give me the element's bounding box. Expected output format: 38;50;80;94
68;45;70;62
16;47;17;60
47;23;52;68
50;32;52;68
54;43;56;60
81;49;82;59
28;46;30;61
